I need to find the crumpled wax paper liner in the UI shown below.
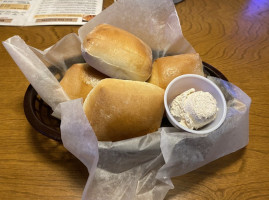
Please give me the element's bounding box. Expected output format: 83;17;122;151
2;0;251;199
78;0;195;59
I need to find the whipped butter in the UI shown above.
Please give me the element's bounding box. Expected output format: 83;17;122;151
169;88;218;130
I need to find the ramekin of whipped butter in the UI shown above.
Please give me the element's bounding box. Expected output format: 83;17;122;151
164;74;227;134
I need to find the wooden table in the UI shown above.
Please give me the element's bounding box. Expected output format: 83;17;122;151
0;0;268;199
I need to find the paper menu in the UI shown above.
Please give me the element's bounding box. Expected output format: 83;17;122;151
0;0;103;26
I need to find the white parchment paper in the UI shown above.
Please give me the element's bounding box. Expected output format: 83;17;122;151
2;0;251;199
78;0;195;59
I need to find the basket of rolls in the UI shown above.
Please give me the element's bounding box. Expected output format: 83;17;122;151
3;0;250;199
23;23;228;143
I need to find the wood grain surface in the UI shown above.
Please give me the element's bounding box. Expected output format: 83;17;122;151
0;0;268;199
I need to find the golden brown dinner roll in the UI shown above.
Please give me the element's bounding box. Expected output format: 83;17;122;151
60;63;108;101
82;24;153;81
83;79;165;141
148;53;204;89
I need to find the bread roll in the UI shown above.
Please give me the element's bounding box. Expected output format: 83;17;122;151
82;24;152;81
83;79;164;141
148;53;204;89
60;63;108;101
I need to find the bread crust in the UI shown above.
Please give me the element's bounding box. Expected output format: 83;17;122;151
148;53;204;89
83;78;164;141
83;24;152;81
60;63;107;101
